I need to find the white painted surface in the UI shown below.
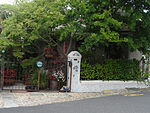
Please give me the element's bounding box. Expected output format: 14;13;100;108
128;50;143;60
75;80;149;92
67;51;82;92
67;51;149;93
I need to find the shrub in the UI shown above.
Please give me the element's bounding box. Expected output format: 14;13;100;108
81;59;145;81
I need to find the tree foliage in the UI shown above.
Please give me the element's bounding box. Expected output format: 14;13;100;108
62;0;150;53
110;0;150;53
1;0;65;58
0;4;17;21
60;0;126;52
0;0;150;59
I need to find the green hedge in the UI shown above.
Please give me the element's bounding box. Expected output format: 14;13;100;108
81;59;145;81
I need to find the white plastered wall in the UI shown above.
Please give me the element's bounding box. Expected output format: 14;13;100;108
67;51;149;92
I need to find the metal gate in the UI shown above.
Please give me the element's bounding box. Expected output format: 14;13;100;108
0;49;66;91
41;48;66;91
0;62;25;91
23;58;66;91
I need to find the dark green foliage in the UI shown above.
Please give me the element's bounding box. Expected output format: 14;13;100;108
21;56;40;69
0;4;17;21
0;0;150;58
32;69;49;88
21;56;40;78
81;59;145;81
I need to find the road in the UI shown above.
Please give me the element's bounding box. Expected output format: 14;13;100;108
0;90;150;113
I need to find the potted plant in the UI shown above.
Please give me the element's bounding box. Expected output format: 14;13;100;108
30;69;49;90
48;75;58;90
48;70;65;90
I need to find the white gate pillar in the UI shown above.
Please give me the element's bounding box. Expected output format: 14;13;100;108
67;51;82;92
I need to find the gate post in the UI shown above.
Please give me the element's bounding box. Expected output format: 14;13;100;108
0;62;4;91
67;51;82;92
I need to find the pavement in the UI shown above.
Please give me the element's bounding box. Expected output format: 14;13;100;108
0;87;149;109
0;88;150;113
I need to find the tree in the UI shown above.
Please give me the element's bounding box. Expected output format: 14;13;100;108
0;4;17;21
61;0;150;53
1;0;65;58
1;0;150;60
0;4;18;60
0;4;17;34
59;0;126;52
109;0;150;53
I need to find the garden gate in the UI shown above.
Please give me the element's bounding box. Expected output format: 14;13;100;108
0;62;24;91
42;48;66;91
0;48;66;91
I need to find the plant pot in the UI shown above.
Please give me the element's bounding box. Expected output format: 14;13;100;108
49;80;58;90
25;85;38;91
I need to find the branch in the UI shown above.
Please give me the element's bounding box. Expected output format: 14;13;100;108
40;34;66;57
66;36;73;55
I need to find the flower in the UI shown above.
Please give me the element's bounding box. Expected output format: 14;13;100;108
48;70;65;82
4;69;17;77
48;75;57;81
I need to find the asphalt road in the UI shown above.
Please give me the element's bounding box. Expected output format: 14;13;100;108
0;90;150;113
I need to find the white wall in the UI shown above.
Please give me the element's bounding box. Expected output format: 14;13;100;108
67;51;149;93
74;80;149;92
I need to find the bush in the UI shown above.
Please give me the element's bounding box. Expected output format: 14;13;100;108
32;69;49;88
81;59;145;81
